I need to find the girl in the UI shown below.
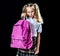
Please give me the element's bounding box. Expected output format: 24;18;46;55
16;3;43;56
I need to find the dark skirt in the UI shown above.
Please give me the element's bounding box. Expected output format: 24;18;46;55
16;37;38;56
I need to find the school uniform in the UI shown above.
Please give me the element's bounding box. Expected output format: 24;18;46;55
16;17;43;56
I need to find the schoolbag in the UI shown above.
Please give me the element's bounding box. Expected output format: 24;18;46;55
10;19;33;50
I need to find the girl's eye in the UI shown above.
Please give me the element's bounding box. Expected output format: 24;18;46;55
27;11;30;13
31;10;34;12
32;11;34;12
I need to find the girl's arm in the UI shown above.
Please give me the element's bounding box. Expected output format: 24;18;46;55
34;32;41;55
35;24;42;54
36;32;41;50
36;24;42;50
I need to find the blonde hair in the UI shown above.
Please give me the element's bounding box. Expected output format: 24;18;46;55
21;3;43;24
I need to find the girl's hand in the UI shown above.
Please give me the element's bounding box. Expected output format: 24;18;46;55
21;13;26;18
34;47;39;55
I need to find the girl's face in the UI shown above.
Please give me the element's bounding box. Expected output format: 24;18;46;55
26;7;35;18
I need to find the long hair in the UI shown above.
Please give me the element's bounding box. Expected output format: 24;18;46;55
34;3;43;24
21;3;43;24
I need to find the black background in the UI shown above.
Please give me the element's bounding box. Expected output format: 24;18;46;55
0;0;48;56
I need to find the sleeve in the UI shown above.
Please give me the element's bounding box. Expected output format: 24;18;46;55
37;24;42;33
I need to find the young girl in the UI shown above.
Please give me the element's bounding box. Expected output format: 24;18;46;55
16;3;43;56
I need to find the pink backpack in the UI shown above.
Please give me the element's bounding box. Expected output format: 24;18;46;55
10;19;33;49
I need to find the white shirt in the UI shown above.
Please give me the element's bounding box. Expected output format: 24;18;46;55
26;17;42;37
